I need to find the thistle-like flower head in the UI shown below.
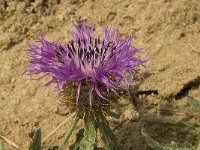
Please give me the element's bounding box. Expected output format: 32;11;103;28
27;23;145;110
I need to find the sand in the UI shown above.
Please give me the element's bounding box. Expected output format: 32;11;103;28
0;0;200;149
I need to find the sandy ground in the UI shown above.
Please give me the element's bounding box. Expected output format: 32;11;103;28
0;0;200;149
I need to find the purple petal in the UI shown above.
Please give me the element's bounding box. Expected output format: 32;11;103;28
95;84;108;101
88;83;95;107
76;82;82;110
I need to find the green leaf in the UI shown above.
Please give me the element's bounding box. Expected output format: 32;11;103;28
70;129;84;150
58;117;79;150
141;128;192;150
141;128;165;150
79;118;97;150
187;96;200;113
29;128;41;150
143;117;200;128
108;111;120;119
0;139;4;150
98;120;118;150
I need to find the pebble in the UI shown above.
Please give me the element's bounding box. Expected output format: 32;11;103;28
13;117;20;123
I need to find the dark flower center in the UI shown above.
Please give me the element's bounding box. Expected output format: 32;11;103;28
56;38;116;74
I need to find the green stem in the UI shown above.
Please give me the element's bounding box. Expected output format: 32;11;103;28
79;117;97;150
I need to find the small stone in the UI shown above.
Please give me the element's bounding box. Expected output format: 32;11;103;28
53;106;59;114
121;104;140;122
34;120;39;126
10;77;16;83
124;108;139;121
36;113;42;119
13;117;20;123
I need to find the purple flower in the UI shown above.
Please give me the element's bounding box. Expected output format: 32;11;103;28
27;23;145;108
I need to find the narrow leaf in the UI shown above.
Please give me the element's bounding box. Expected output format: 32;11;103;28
141;128;165;150
141;128;192;150
58;117;79;150
29;128;41;150
70;129;84;150
98;120;118;150
79;118;96;150
187;96;200;113
143;117;200;128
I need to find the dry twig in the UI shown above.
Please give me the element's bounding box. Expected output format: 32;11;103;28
0;135;21;150
42;112;76;143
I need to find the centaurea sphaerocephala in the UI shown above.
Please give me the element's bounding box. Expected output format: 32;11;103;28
27;23;145;110
26;23;146;149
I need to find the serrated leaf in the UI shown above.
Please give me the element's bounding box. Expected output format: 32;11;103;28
141;128;192;150
29;128;41;150
58;117;79;150
79;118;96;150
187;96;200;113
108;111;120;119
70;129;84;150
0;139;4;150
143;117;200;128
98;120;118;150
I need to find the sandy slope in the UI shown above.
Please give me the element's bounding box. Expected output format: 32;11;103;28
0;0;200;149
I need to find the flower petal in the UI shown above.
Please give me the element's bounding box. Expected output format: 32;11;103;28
76;82;82;110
